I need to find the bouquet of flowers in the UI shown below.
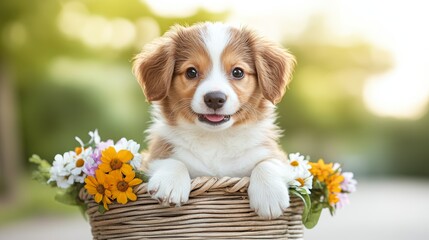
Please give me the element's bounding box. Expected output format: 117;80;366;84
286;153;357;228
30;130;147;214
30;130;356;227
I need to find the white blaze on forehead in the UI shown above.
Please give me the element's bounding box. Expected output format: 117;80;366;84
190;22;240;119
201;22;231;73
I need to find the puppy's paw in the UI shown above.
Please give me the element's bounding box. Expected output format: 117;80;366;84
248;179;290;219
248;160;292;219
147;168;191;207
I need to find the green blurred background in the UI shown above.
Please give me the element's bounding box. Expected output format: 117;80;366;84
1;0;428;239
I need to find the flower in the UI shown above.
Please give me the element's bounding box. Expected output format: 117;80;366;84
48;152;75;188
91;140;114;163
308;158;348;206
84;140;114;177
341;172;357;193
328;192;340;205
110;170;142;204
327;173;344;194
323;170;344;206
98;147;134;174
114;138;142;170
88;129;101;145
309;159;335;182
75;129;101;149
289;172;313;194
68;147;93;183
84;170;113;210
288;152;311;178
336;193;350;209
82;155;97;177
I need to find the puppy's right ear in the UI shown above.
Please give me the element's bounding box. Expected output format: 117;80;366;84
133;37;175;102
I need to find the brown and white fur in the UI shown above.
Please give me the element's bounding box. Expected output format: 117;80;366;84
133;22;296;219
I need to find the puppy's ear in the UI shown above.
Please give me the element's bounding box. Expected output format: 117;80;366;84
133;37;175;102
253;39;296;104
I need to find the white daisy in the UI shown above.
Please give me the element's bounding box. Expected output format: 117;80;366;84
88;129;101;145
75;129;101;148
68;147;93;183
289;172;313;194
48;151;75;189
288;152;311;178
114;138;142;170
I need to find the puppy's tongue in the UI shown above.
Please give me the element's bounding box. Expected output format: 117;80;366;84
204;114;225;122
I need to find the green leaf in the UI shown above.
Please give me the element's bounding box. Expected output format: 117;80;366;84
304;203;324;229
54;184;83;206
55;185;77;204
290;189;312;223
297;188;309;195
55;189;78;205
98;204;106;214
314;180;324;190
302;192;312;223
29;154;52;184
134;170;148;182
328;204;336;216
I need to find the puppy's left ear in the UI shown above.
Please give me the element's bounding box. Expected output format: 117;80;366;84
133;37;175;102
254;40;296;104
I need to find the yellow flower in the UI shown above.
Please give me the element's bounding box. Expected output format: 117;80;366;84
84;170;113;210
327;173;344;194
309;159;346;206
309;159;334;182
110;170;142;204
326;173;344;205
328;192;340;205
99;147;133;175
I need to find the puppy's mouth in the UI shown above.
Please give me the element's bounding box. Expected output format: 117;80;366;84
198;114;231;125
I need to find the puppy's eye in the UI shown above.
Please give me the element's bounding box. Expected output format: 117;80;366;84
186;67;198;79
232;68;244;79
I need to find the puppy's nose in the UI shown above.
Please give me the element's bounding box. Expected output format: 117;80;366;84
204;91;227;110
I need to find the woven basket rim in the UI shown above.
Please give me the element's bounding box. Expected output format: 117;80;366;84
79;176;251;201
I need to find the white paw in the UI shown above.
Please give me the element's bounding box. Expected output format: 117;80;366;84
147;160;191;207
248;160;291;219
248;179;290;219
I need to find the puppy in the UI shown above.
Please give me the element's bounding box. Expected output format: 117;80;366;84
133;22;296;219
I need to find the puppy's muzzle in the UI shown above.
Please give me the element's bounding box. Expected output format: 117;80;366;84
204;91;227;110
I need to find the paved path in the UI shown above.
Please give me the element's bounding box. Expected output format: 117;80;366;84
1;178;428;240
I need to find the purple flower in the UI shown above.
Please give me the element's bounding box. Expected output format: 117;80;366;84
83;159;98;177
336;193;350;209
83;140;114;176
92;140;114;163
341;172;357;193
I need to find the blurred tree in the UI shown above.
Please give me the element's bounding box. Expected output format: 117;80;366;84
280;17;429;177
0;0;226;176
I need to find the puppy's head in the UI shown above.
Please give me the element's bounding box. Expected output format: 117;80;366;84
133;22;295;131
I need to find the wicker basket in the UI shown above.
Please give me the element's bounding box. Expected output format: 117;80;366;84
79;177;304;240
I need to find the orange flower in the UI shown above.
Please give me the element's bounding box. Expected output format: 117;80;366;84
326;173;344;205
84;170;113;210
98;147;133;175
327;173;344;194
309;159;346;206
110;170;142;204
328;192;340;205
309;159;334;182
